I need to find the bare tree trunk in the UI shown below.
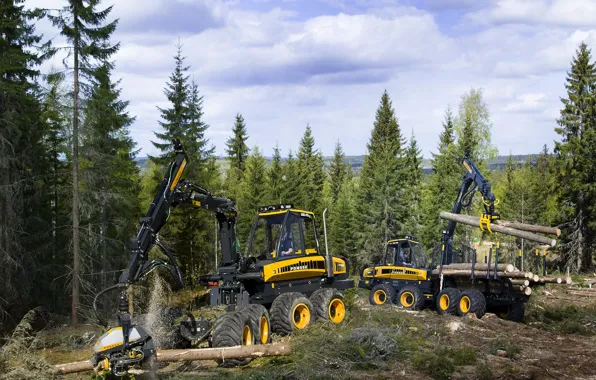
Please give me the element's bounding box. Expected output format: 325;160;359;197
71;33;80;326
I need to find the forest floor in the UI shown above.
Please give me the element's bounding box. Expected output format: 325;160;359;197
3;282;596;380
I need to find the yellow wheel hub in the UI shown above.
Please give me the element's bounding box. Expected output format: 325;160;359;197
400;292;414;308
259;315;269;344
373;290;387;304
439;294;450;310
328;298;346;324
460;296;471;313
292;303;311;329
242;324;253;346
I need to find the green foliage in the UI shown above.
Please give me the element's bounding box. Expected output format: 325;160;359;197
226;113;250;174
455;87;497;163
281;151;300;205
403;131;423;235
296;125;326;216
267;144;283;203
421;107;461;250
329;172;358;269
237;147;269;244
553;42;596;272
356;90;406;264
526;303;596;336
329;141;348;203
488;337;521;359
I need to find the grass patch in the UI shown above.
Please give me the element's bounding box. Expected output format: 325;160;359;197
526;303;596;336
489;337;521;359
412;347;476;380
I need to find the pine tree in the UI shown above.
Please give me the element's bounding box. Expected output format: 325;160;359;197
296;125;325;214
554;42;596;272
268;144;283;204
226;113;249;174
237;147;269;243
420;107;461;250
150;43;190;166
356;90;406;264
403;131;423;234
49;0;119;324
0;0;53;323
329;141;348;203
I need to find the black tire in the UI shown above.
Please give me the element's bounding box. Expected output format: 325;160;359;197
436;288;460;315
497;301;525;322
397;286;425;311
242;304;271;344
369;283;396;306
270;292;314;336
212;311;255;367
310;288;348;325
456;289;487;318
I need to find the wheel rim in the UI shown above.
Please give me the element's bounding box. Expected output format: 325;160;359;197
400;292;414;308
242;324;253;345
460;296;471;313
328;298;346;324
260;315;269;344
373;290;387;304
439;294;450;310
292;303;311;329
499;307;509;318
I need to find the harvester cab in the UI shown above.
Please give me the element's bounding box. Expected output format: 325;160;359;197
384;235;427;269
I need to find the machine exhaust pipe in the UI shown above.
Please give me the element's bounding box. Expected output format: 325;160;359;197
323;208;334;279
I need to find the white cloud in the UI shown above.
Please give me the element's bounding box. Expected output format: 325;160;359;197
467;0;596;27
25;0;589;159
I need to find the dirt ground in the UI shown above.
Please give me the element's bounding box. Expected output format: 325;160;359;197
5;284;596;380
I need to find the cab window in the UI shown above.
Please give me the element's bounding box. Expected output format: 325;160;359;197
301;213;318;254
412;243;427;268
247;214;283;259
277;213;303;257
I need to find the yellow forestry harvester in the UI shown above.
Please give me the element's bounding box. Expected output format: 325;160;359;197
91;141;353;376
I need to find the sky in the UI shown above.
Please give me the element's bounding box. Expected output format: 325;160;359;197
27;0;596;158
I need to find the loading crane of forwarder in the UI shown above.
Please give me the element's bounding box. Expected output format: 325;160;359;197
91;140;238;376
438;152;500;270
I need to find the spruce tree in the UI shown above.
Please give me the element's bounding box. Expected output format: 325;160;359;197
268;144;283;203
226;113;249;174
403;131;423;235
421;107;460;249
237;147;269;243
150;43;189;166
281;151;300;205
554;42;596;272
356;90;405;264
296;125;325;214
49;0;119;324
0;0;53;321
329;170;358;269
329;141;348;203
81;63;140;293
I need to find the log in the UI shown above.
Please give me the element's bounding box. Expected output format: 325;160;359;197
566;277;573;285
439;212;557;247
431;269;529;279
533;275;540;282
54;342;291;375
441;263;516;272
512;285;532;295
510;279;530;286
495;220;561;237
536;276;562;284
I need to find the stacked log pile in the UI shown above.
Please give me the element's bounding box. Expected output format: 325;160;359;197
432;263;572;296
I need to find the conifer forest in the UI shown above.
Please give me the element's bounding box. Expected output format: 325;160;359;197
4;1;596;379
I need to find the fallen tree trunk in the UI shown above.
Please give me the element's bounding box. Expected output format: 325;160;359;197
439;212;557;247
431;269;529;279
54;342;291;375
494;220;561;237
441;263;516;272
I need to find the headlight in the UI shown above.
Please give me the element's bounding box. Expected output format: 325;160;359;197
364;269;374;277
